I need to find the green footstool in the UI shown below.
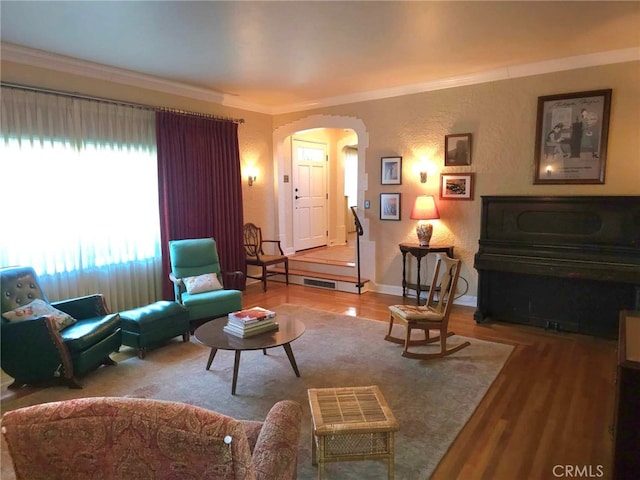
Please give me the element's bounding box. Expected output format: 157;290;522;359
119;301;190;359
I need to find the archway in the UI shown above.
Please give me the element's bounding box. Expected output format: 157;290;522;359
272;115;375;285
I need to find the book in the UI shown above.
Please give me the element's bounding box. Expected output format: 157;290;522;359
223;321;279;338
228;307;276;324
226;318;276;333
227;316;267;329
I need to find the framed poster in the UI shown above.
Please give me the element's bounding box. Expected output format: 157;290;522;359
380;193;401;220
381;156;402;185
533;89;611;184
444;133;472;166
440;173;474;201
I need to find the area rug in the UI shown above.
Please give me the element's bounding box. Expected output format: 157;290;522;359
1;304;513;479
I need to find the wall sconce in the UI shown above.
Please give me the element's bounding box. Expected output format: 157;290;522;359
410;195;440;246
416;156;432;183
246;164;258;186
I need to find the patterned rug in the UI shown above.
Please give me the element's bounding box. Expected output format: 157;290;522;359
1;304;513;479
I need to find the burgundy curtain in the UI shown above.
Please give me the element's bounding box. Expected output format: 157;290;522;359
156;111;245;299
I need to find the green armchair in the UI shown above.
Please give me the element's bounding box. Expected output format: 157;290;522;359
169;238;243;331
0;266;122;389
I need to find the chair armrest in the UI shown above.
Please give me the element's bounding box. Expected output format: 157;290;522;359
169;272;181;286
51;294;111;318
221;271;245;291
0;317;74;383
222;270;245;282
260;239;284;255
251;400;303;480
169;273;185;303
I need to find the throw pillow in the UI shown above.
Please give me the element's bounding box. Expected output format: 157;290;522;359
183;273;223;294
2;298;77;331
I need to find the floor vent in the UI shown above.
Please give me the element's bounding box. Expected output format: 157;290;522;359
303;278;337;290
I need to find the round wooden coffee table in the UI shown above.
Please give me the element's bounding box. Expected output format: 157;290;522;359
194;314;305;395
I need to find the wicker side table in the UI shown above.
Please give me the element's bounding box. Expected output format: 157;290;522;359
307;385;399;479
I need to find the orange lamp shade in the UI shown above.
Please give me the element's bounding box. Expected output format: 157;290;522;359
410;195;440;220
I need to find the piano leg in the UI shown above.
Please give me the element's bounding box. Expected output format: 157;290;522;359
474;270;491;324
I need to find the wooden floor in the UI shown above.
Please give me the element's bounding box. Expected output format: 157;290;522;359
245;282;617;480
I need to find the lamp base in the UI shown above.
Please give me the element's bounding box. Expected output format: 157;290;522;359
416;222;433;246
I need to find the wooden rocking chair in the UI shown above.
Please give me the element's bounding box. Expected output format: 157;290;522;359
385;254;470;359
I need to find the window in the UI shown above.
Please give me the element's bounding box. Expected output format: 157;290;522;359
0;138;160;274
0;88;161;310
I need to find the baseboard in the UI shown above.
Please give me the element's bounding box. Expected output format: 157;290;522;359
371;283;477;308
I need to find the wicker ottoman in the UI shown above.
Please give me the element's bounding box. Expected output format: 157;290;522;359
308;385;399;479
119;301;190;359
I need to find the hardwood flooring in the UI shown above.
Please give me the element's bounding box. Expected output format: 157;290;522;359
244;282;617;480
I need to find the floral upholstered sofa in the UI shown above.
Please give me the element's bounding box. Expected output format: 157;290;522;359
1;396;303;480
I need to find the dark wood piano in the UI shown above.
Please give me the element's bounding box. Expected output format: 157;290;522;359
474;196;640;338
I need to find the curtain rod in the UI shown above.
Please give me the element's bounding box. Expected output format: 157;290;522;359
0;82;245;124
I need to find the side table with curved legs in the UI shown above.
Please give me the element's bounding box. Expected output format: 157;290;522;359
399;243;454;305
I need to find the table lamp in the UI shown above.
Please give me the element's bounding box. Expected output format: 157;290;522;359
410;195;440;246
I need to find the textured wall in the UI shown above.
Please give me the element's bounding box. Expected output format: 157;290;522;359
274;62;640;300
3;59;639;302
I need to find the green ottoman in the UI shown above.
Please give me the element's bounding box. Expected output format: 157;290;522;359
119;301;190;359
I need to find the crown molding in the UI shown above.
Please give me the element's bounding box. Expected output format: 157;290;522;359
272;47;640;114
0;43;273;114
2;42;638;116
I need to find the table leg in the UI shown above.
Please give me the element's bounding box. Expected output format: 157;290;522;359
232;350;241;395
206;348;218;370
311;426;317;466
283;343;300;377
416;256;422;305
401;251;408;297
318;437;325;480
388;431;395;479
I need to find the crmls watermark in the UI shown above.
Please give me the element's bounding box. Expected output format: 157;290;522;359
552;465;604;478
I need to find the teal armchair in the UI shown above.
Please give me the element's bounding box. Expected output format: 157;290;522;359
169;238;243;331
0;266;122;389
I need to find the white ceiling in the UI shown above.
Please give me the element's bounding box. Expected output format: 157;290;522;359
1;1;639;113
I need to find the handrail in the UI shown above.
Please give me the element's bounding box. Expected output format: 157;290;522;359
350;206;365;294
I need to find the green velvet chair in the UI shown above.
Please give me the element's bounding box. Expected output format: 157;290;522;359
0;266;122;389
168;238;243;331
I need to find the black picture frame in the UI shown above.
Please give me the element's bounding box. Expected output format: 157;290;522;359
533;89;611;184
381;156;402;185
380;193;401;220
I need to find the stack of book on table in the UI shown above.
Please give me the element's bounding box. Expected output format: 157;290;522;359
223;307;278;338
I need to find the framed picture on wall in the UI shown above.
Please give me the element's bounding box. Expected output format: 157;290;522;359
444;133;472;166
380;193;401;220
381;156;402;185
440;173;474;200
533;89;611;185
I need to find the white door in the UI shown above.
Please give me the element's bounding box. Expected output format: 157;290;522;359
292;139;328;251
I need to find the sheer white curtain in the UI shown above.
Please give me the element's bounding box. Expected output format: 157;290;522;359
0;87;162;311
344;146;358;206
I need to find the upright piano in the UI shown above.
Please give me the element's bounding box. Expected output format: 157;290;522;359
474;196;640;338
